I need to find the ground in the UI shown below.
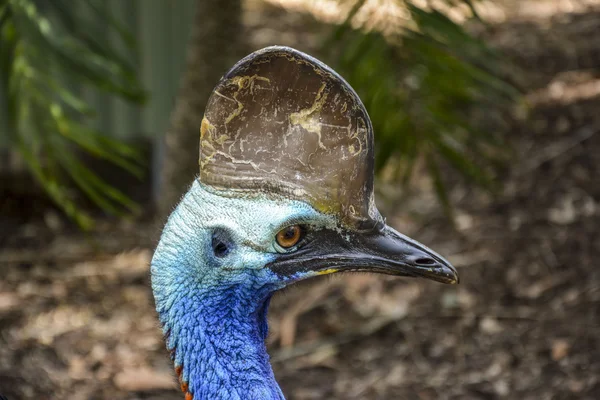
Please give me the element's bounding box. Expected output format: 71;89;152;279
1;0;599;399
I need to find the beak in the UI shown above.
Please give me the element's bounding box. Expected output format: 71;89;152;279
268;225;458;285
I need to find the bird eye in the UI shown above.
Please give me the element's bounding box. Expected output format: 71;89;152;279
275;225;303;249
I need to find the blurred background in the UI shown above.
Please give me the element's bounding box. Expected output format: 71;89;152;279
0;0;598;399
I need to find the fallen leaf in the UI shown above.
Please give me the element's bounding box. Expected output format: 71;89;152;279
551;339;570;361
479;316;503;334
0;292;19;312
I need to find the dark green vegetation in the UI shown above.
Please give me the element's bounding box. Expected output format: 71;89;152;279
0;0;146;228
326;2;518;214
1;0;517;226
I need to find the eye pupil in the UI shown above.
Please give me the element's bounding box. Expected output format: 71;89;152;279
284;228;295;238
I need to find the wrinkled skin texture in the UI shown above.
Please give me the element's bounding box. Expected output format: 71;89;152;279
152;180;335;399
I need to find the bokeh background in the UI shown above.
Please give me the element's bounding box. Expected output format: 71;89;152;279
1;0;599;399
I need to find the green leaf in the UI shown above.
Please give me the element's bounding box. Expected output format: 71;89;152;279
2;0;147;228
322;0;520;216
17;134;95;229
11;0;145;101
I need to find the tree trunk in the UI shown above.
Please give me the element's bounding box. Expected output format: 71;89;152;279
158;0;245;217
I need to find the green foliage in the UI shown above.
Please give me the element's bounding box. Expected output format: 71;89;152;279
325;0;519;214
0;0;145;228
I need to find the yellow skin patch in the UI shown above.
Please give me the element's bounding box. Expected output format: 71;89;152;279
316;268;339;276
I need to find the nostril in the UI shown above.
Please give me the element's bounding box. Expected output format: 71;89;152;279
414;257;437;266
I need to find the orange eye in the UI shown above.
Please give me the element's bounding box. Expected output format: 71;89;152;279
276;225;303;249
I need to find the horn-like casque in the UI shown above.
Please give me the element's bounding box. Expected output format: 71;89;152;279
199;46;382;230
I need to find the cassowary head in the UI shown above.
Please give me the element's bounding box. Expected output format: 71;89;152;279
152;46;458;400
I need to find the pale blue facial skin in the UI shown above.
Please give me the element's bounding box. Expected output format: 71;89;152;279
151;180;337;400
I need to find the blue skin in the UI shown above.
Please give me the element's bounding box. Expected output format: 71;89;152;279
152;180;337;399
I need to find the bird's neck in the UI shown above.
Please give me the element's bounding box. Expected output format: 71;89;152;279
161;278;284;400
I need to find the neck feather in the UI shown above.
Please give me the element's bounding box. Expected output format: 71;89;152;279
159;276;284;400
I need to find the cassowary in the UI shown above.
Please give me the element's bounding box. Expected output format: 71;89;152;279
151;46;458;400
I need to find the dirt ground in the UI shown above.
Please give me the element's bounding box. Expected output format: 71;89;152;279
1;0;599;399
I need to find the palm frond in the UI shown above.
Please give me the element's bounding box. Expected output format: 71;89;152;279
1;0;146;228
324;0;520;215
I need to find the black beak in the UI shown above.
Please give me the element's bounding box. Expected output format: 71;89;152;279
268;225;458;285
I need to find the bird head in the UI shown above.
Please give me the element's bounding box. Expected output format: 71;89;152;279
151;46;458;397
153;46;457;304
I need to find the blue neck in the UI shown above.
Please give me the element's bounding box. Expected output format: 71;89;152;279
151;181;332;399
159;275;285;400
